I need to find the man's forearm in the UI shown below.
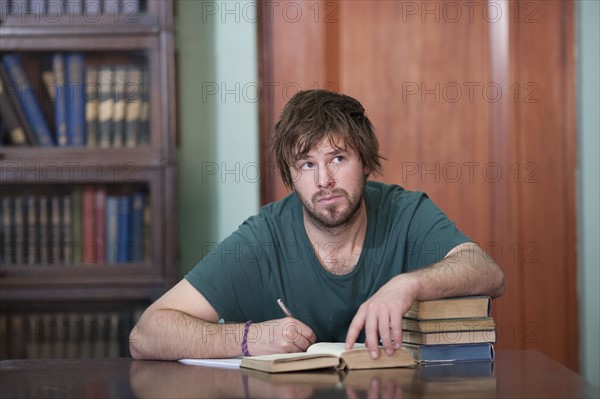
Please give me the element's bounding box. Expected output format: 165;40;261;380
409;242;506;301
129;309;243;360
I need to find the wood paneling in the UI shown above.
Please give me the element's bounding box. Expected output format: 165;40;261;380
259;0;577;370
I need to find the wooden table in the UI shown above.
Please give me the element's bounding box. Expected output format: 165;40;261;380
1;350;597;398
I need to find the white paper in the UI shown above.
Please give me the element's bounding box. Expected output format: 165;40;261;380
178;357;242;369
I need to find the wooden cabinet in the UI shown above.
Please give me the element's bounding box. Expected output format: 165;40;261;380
0;0;176;359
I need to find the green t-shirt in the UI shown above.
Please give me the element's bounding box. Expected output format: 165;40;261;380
185;181;470;342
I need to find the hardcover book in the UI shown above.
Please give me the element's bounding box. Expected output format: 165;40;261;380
65;53;86;146
402;317;495;333
402;343;495;364
1;57;51;146
405;296;491;320
402;329;496;346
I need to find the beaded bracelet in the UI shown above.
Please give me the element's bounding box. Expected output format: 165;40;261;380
241;320;252;357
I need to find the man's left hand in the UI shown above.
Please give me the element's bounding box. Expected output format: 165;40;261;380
345;274;419;359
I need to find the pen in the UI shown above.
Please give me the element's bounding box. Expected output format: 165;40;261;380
277;298;294;317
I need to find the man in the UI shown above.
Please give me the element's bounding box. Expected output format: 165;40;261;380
130;90;505;360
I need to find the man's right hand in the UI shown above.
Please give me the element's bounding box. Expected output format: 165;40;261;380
247;317;316;355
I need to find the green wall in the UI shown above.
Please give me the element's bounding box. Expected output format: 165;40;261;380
175;0;259;277
577;0;600;389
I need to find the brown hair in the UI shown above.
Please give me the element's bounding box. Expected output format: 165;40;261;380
271;90;384;189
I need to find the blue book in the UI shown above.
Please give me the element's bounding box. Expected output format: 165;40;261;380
52;53;68;147
402;343;495;364
129;192;145;263
2;54;54;147
65;53;86;146
117;195;130;263
105;196;119;264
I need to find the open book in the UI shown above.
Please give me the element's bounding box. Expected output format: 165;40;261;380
180;343;415;373
240;343;414;373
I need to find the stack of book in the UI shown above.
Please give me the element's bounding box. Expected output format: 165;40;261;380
401;296;496;364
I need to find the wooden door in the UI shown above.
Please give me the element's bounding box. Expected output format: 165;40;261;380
259;0;577;370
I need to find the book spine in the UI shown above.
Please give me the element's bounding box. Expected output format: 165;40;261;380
94;186;107;264
143;199;152;262
98;65;114;148
52;53;69;147
38;195;50;264
105;196;119;264
138;66;149;145
13;196;24;264
111;66;126;148
1;56;53;146
38;64;57;142
85;66;100;148
26;195;37;264
117;195;130;263
1;63;39;146
124;65;141;148
70;189;82;263
82;186;96;264
65;53;86;147
0;70;28;146
50;195;62;264
129;191;144;262
62;195;73;264
1;197;13;264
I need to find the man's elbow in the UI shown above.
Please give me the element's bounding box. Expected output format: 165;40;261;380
129;325;145;359
490;265;506;298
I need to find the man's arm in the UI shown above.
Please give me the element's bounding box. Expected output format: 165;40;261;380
345;242;505;358
129;279;316;360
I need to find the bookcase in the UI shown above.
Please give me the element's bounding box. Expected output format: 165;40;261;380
0;0;177;359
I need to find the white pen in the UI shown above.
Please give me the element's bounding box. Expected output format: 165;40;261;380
277;298;294;317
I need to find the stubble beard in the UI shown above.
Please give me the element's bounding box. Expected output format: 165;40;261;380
298;181;366;231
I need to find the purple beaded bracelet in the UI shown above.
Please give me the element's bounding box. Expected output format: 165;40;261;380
241;320;252;357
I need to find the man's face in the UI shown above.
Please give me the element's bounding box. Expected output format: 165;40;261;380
292;135;369;230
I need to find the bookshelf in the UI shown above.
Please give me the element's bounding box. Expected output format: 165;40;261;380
0;0;177;359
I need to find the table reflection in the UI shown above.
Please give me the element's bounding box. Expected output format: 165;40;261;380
129;360;496;399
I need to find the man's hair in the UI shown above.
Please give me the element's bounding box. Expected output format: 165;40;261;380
271;89;384;189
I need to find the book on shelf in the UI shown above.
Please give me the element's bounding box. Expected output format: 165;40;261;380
1;54;54;146
404;296;491;320
111;66;126;148
65;53;86;146
105;196;119;264
402;329;496;346
0;62;39;146
402;343;495;364
85;66;100;148
82;186;96;264
62;195;73;264
129;191;144;262
98;65;114;148
25;196;37;264
117;195;130;263
1;197;12;264
94;186;107;263
125;66;142;148
51;53;68;146
181;343;415;374
70;189;82;264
